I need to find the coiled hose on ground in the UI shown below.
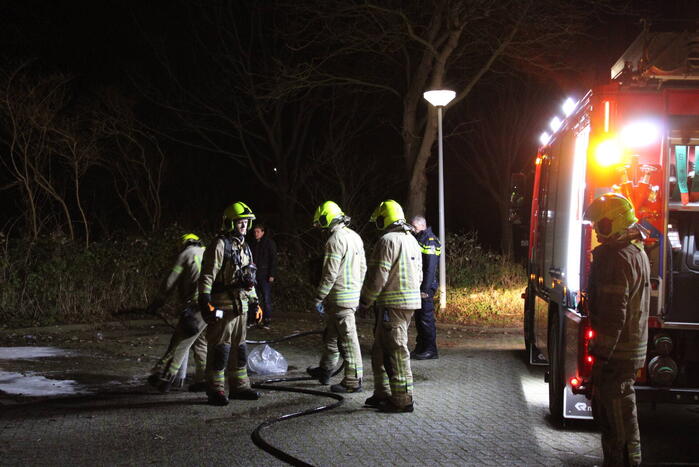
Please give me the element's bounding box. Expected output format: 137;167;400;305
246;329;345;467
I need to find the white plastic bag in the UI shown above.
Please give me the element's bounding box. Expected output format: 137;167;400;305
247;344;288;375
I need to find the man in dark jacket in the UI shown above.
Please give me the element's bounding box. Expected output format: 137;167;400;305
249;224;277;329
410;215;441;360
585;193;650;467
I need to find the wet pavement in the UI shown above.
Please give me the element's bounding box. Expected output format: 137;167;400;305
1;315;698;466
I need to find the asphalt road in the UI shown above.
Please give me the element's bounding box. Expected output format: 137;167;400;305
1;317;698;466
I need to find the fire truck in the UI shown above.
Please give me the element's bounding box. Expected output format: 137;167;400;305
521;30;699;424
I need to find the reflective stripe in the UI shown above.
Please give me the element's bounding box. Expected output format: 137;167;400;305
419;243;441;256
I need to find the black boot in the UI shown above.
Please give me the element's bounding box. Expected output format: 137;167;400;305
207;390;229;406
378;399;414;413
412;350;439;360
306;366;331;385
364;394;388;408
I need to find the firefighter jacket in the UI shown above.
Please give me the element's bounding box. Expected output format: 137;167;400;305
589;236;650;369
414;226;441;296
157;245;204;304
314;222;367;308
199;234;257;311
360;223;422;310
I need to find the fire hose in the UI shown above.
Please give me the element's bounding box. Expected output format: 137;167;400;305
245;329;345;467
110;313;346;465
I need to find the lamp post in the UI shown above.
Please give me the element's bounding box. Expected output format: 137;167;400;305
423;89;455;311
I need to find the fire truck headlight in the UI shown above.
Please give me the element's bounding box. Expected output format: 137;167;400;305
594;138;623;167
549;116;562;132
539;132;551;146
621;121;660;148
562;97;577;117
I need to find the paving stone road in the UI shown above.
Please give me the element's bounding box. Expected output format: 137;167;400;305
1;316;698;466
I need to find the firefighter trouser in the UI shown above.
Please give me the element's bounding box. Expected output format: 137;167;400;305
592;360;642;467
414;294;437;354
319;305;363;388
205;307;250;394
371;307;414;407
152;308;207;384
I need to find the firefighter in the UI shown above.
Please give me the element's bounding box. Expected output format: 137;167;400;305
198;202;261;406
147;233;207;393
585;193;650;467
409;215;441;360
360;200;422;413
306;201;366;393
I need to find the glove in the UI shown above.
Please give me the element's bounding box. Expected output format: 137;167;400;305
314;302;325;316
199;293;223;324
248;301;262;323
198;293;211;315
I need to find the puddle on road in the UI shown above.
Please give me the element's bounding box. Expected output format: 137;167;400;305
0;346;74;360
0;346;88;396
0;371;87;396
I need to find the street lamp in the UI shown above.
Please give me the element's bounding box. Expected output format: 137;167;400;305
423;89;455;311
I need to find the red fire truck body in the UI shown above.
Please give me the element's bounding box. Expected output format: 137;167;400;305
523;31;699;422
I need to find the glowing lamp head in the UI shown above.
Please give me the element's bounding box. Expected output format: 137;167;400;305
423;90;456;107
570;377;581;387
562;97;577;117
621;120;660;148
594;138;623;167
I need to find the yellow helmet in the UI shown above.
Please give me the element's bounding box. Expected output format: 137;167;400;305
313;201;344;228
370;199;405;230
181;233;201;246
222;202;256;231
584;193;638;240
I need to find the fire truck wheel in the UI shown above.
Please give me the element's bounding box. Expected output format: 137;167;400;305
547;311;565;426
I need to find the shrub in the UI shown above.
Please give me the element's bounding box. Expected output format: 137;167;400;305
441;231;526;326
0;229;525;328
0;230;176;327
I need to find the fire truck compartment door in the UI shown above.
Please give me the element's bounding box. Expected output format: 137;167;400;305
667;213;699;323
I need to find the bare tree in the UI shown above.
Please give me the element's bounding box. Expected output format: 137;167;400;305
455;75;551;256
50;110;105;247
99;92;165;235
0;63;76;240
276;0;625;217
